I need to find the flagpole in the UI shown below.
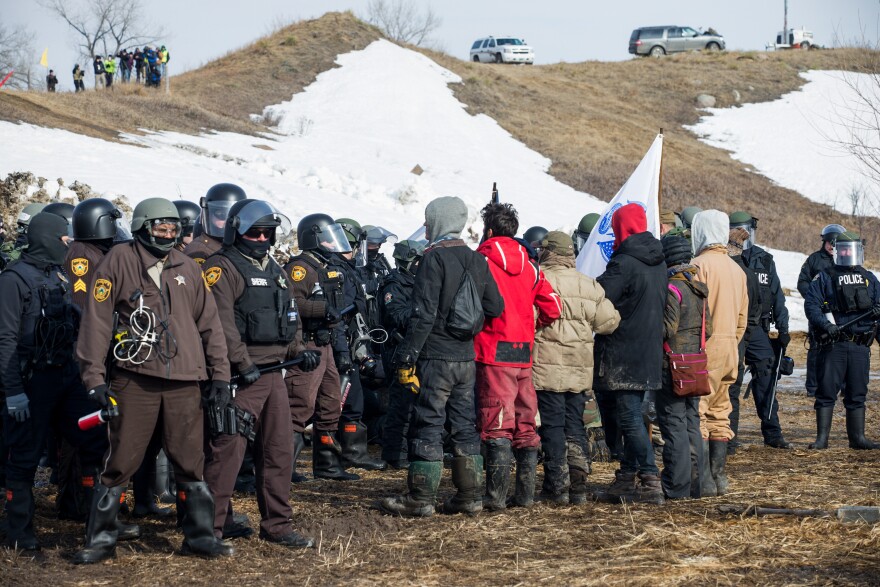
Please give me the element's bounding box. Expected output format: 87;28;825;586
658;128;664;211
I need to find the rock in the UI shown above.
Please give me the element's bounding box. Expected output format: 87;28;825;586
410;164;424;176
732;89;741;103
748;85;755;91
696;94;716;108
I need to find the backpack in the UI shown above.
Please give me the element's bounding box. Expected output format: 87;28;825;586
444;254;485;341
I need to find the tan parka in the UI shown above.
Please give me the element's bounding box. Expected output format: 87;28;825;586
532;252;620;393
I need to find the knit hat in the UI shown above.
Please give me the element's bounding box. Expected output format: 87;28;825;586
612;203;647;251
727;227;750;256
662;234;692;267
659;209;677;225
541;230;574;256
691;209;729;255
425;196;468;242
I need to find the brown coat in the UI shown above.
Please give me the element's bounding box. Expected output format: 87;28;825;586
183;234;221;265
77;240;230;390
66;240;108;314
283;251;331;322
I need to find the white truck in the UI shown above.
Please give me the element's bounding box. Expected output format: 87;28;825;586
773;27;814;50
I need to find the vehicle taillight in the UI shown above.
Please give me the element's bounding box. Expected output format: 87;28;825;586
635;40;642;46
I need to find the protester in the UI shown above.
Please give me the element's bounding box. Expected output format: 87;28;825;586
46;70;58;92
72;64;85;92
93;55;104;89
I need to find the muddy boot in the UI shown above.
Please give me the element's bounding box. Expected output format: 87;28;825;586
3;480;39;551
509;447;538;508
846;408;880;450
73;484;124;564
178;482;234;558
539;456;570;505
567;440;591;505
586;426;611;463
708;440;729;496
483;438;513;511
378;460;441;518
634;473;665;505
809;407;833;450
291;432;310;483
313;431;360;481
699;439;716;497
339;421;387;471
607;469;637;502
442;455;484;515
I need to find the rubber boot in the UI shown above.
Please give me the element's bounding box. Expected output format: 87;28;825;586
809;407;833;450
339;421;387;471
80;468;140;541
291;432;310;483
56;446;87;521
378;460;442;517
539;457;570;505
73;484;124;564
708;440;729;496
846;408;880;450
442;455;483;515
509;447;538;508
312;431;360;481
633;472;665;505
3;479;39;551
152;450;176;504
567;440;591;505
607;469;637;502
132;453;172;518
483;438;513;511
178;482;234;558
700;439;717;498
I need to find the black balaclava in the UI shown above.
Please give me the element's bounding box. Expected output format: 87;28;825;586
136;227;176;259
236;236;271;260
93;237;115;254
22;213;68;268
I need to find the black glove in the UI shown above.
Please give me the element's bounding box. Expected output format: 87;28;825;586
239;363;261;386
207;380;232;409
872;303;880;318
392;348;415;370
298;350;321;372
334;351;353;374
825;323;840;338
777;331;791;349
325;304;342;324
87;384;114;409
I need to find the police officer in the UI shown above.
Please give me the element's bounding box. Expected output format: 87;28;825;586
729;211;791;448
379;239;425;468
74;198;233;563
184;183;247;264
284;214;359;481
0;212;106;551
805;232;880;450
202;199;319;548
798;224;847;397
680;206;703;230
572;213;599;257
1;203;48;265
43;202;75;226
173;200;201;253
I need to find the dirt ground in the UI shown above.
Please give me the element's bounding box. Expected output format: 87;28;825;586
3;364;880;586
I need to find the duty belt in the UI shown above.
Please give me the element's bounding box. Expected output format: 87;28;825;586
841;331;875;346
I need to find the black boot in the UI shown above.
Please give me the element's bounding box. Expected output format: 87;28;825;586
133;454;172;518
607;469;637;502
378;460;442;517
339;421;386;471
80;469;141;541
3;479;39;551
312;431;360;481
442;455;483;515
846;408;880;450
566;440;591;505
510;447;538;508
73;484;123;564
700;439;717;498
178;482;234;558
539;456;570;505
708;440;729;496
483;438;512;511
809;407;834;450
291;432;310;483
152;450;176;504
56;448;87;521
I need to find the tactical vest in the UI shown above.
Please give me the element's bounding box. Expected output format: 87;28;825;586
5;260;78;369
829;266;874;314
221;249;297;345
745;249;774;318
294;253;345;333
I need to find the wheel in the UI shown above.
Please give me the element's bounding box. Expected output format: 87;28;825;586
494;53;503;63
800;42;811;50
472;55;480;62
649;45;665;57
706;42;721;51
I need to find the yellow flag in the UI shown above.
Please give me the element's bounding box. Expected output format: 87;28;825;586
40;48;48;67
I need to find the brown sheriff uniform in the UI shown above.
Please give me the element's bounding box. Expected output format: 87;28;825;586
183;234;222;265
284;251;342;434
66;241;108;314
202;248;304;539
77;241;230;488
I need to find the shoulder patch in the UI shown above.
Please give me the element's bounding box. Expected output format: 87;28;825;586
193;257;206;265
291;265;307;282
384;292;393;304
93;278;112;302
204;266;222;287
326;270;339;278
71;258;89;276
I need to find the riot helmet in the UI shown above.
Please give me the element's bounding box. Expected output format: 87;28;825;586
223;199;290;247
680;206;703;229
364;225;397;264
72;198;124;241
523;226;549;247
833;232;864;267
335;218;363;245
200;183;246;239
44;202;75;239
393;239;425;275
16;203;48;234
821;223;846;244
298;214;352;255
173;200;201;238
131;198;181;258
728;211;757;249
573;213;600;255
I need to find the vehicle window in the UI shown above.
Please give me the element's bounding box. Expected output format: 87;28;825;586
488;39;496;48
471;40;482;50
668;27;682;38
630;30;640;41
497;38;523;46
644;28;663;39
682;27;698;37
482;39;490;49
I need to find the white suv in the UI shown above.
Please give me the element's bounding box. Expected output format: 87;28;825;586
470;36;534;64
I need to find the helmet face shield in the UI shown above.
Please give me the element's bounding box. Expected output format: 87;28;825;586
405;225;428;246
821;223;846;243
730;222;756;249
365;226;397;247
834;240;864;267
205;200;235;237
575;232;590;254
115;215;133;242
233;201;291;239
317;223;352;254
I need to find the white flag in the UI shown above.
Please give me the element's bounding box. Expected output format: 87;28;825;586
576;134;663;277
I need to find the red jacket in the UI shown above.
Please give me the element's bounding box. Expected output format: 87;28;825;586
475;237;561;367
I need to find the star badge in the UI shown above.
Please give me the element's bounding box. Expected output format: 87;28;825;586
174;275;186;286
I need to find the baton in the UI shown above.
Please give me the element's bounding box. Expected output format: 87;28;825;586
766;345;784;423
231;356;304;383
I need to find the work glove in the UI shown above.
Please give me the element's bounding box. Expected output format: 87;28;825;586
777;331;791;349
6;393;30;423
239;363;261;386
206;380;232;410
334;351;353;374
325;304;342;324
298;350;321;373
872;303;880;318
398;366;420;395
87;384;115;409
641;390;657;424
824;323;840;338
